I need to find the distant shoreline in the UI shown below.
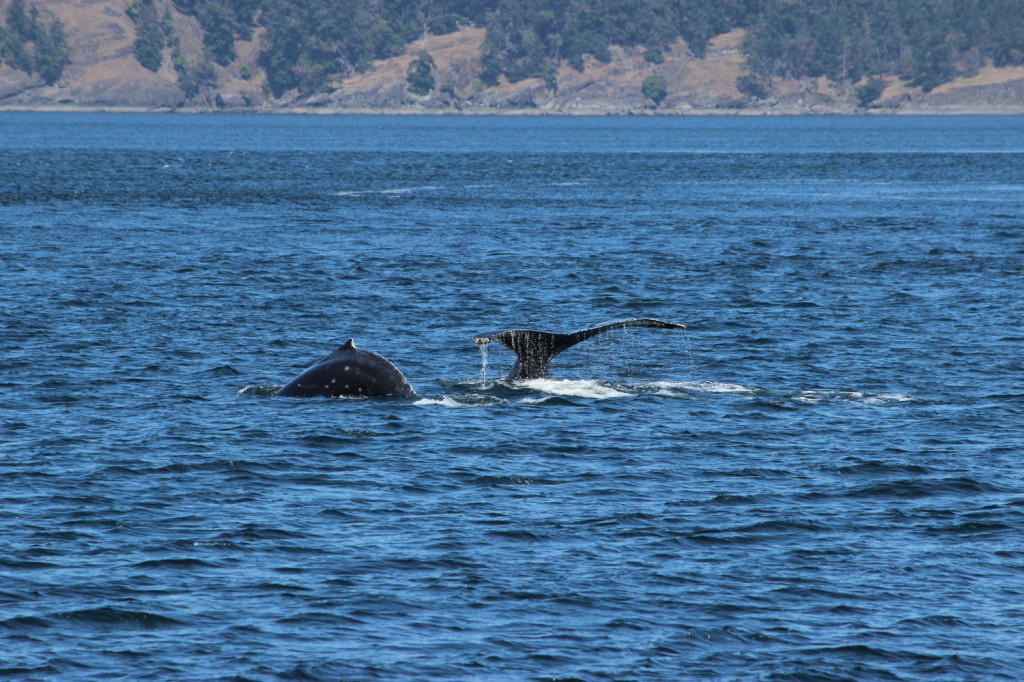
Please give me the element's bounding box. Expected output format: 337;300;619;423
5;16;1024;119
4;104;1024;116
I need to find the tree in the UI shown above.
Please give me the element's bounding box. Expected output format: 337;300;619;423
5;0;32;40
177;57;217;98
1;22;33;74
2;0;34;73
855;77;886;107
0;1;70;81
129;0;165;71
644;45;665;64
910;39;954;92
34;18;69;84
641;74;667;106
737;73;769;99
406;49;435;95
114;0;1024;100
201;2;237;66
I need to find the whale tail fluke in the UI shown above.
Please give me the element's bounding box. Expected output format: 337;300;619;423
474;318;686;380
473;328;572;380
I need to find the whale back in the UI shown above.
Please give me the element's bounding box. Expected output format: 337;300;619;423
276;339;415;398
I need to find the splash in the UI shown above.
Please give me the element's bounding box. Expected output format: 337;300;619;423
478;340;489;382
520;378;630;399
237;384;281;397
680;327;699;376
653;380;755;395
413;396;472;407
414;394;508;407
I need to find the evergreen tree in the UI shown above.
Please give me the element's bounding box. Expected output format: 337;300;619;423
2;0;34;74
641;73;667;105
129;0;166;72
1;24;33;74
34;18;69;84
6;0;32;40
97;0;1024;98
855;77;886;107
406;49;435;95
0;1;70;81
202;2;237;66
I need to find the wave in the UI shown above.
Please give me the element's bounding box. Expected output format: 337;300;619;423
651;381;913;404
793;389;915;404
54;607;185;629
413;391;497;405
334;185;441;198
659;380;755;395
237;384;281;397
240;377;912;407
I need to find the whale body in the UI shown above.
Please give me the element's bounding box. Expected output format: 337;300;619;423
276;339;415;398
274;318;685;398
474;318;686;380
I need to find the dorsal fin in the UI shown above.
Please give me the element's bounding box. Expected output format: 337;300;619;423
320;338;358;364
474;318;685;380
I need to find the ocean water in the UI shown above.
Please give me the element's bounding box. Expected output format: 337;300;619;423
1;112;1023;680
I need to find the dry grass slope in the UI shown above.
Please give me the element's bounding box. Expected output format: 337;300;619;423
2;5;1023;114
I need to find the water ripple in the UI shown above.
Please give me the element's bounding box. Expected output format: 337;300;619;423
2;113;1023;681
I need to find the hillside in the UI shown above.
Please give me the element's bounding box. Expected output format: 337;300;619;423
2;0;1024;114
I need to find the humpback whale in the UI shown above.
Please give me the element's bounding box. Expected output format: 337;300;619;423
473;318;686;380
276;339;415;398
274;318;685;398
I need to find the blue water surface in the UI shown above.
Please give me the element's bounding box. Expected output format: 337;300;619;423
2;112;1023;680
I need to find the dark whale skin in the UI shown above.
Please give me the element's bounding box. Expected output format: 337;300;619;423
276;339;415;398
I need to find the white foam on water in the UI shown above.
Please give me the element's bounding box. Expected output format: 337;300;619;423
859;392;915;404
519;378;631;399
335;185;440;197
237;384;281;397
413;396;472;407
413;391;509;405
667;381;757;394
795;389;914;404
380;185;440;195
647;382;913;405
